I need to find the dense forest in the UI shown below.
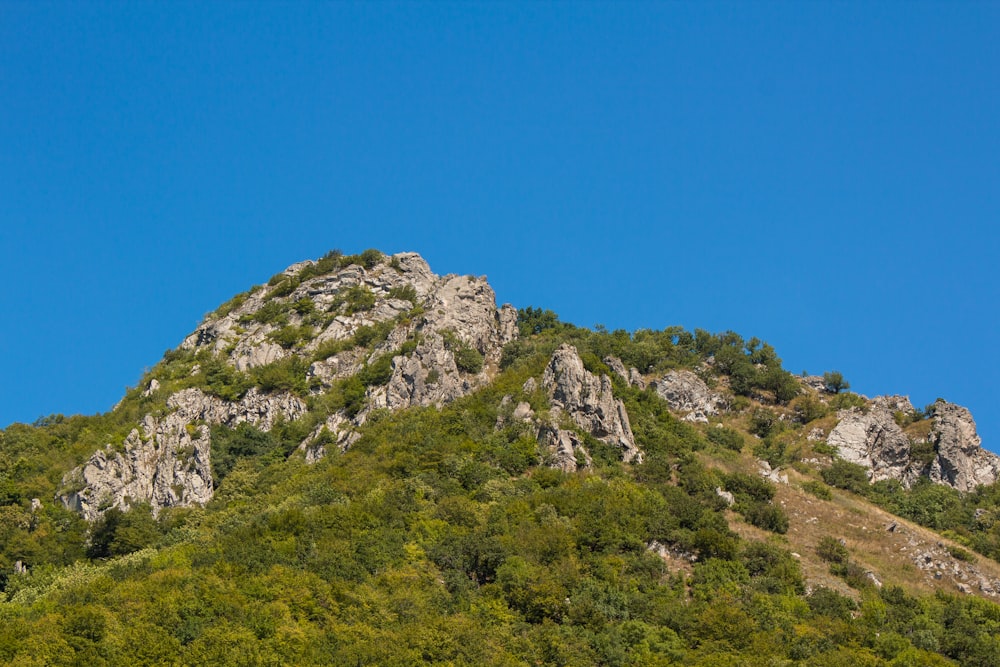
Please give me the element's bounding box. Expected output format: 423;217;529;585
3;252;1000;665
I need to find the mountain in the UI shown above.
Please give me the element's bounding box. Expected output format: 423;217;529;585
4;249;1000;665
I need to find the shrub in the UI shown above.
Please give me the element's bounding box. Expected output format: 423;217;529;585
794;395;829;423
821;459;870;494
808;587;857;620
830;392;867;411
332;285;376;314
268;325;314;349
250;357;310;395
745;502;789;534
387;284;418;304
359;354;394;387
453;346;484;374
87;504;160;559
802;480;833;500
749;408;779;438
823;371;850;394
706;426;744;452
240;300;289;326
816;536;850;564
724;472;776;503
517;307;563;336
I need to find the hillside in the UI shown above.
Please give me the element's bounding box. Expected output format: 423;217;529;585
3;249;1000;665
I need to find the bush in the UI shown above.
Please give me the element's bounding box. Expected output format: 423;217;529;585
794;395;829;424
517;307;563;336
724;472;776;503
821;459;870;494
823;371;850;394
749;409;779;438
830;392;867;411
250;357;310;395
454;346;484;374
802;480;833;500
359;354;394;387
816;536;849;564
706;426;744;452
240;300;289;326
745;502;789;534
808;587;857;620
87;504;160;559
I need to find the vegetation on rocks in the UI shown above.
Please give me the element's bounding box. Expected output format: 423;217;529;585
2;250;1000;665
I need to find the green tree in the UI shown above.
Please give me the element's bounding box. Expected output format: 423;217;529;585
823;371;850;394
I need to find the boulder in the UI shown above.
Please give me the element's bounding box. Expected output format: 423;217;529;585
650;370;723;423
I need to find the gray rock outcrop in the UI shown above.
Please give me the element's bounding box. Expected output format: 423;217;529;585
61;388;306;520
650;370;723;423
827;398;918;485
827;396;1000;491
927;402;1000;492
539;345;641;469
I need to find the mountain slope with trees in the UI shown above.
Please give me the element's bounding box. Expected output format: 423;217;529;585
3;250;1000;665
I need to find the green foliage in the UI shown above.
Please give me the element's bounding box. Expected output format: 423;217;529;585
453;346;484;374
197;355;252;401
748;408;780;439
87;504;161;559
358;353;394;387
808;587;857;620
268;324;314;349
12;297;1000;666
517;306;564;336
794;395;830;423
440;329;485;374
210;423;292;485
822;459;871;494
816;536;850;564
802;479;833;500
240;300;289;327
249;356;310;395
330;285;376;314
387;284;418;303
947;544;976;562
830;391;868;410
823;371;850;394
706;426;744;452
744;502;789;534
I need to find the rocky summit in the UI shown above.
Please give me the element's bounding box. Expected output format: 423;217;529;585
56;250;1000;523
8;248;1000;665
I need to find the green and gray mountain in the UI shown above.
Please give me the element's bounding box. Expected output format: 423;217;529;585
5;249;1000;665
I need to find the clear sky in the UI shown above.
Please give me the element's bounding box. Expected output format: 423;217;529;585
2;3;998;451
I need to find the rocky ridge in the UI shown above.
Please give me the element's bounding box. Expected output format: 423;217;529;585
826;395;1000;492
57;250;1000;524
62;388;306;521
64;251;518;518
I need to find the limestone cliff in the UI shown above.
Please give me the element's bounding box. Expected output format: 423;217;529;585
827;396;1000;492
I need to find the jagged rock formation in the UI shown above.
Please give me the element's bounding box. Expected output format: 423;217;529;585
650;370;724;423
827;396;1000;492
63;251;519;518
62;388;305;521
540;345;641;470
928;402;1000;492
827;396;920;486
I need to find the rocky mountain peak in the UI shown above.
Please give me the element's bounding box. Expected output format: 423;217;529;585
62;250;519;518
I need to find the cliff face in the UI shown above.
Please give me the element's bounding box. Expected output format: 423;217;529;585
826;396;1000;492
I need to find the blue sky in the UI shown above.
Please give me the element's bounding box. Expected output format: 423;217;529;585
2;3;998;451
